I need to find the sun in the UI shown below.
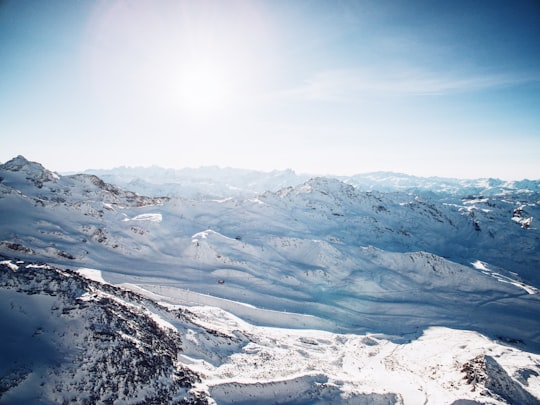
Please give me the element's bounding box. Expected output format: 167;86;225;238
174;61;233;116
85;1;277;119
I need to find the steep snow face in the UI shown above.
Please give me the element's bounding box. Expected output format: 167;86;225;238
2;260;540;405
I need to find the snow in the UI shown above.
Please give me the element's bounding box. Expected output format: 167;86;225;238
472;260;539;294
177;303;540;404
123;213;163;222
26;264;52;269
122;283;335;331
145;309;176;331
2;156;540;403
76;268;107;284
0;260;19;271
211;197;233;203
192;230;211;240
3;257;540;403
472;260;488;271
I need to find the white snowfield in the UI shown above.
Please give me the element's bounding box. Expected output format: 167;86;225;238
123;213;163;222
1;155;540;404
113;276;540;404
191;311;540;405
2;257;540;404
76;267;108;284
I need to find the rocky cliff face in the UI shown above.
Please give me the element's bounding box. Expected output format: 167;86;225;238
0;259;208;404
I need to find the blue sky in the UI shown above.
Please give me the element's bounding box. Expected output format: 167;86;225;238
1;0;539;179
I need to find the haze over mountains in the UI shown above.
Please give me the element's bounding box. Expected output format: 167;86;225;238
83;165;540;199
1;155;540;404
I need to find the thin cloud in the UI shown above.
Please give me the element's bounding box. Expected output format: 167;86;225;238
285;67;538;102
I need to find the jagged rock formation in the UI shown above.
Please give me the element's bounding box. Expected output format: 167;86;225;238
0;259;207;404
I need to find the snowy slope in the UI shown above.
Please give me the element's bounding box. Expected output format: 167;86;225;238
1;157;539;340
1;259;540;404
1;155;540;403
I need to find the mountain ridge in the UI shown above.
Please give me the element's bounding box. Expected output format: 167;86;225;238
75;160;540;198
1;155;540;403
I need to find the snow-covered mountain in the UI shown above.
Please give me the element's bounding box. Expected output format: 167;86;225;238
1;155;540;404
4;259;540;404
81;165;540;199
82;166;311;199
0;260;206;404
347;171;540;196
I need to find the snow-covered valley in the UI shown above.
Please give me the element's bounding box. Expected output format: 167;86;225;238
1;155;540;404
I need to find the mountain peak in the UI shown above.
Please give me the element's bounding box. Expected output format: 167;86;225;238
2;155;35;169
300;177;357;196
1;155;51;173
0;155;59;186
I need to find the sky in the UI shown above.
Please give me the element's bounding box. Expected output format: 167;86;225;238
1;0;539;180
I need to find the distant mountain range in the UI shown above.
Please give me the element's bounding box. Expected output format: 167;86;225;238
81;164;540;198
1;155;539;404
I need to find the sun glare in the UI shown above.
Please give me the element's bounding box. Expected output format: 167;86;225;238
86;1;277;120
174;61;232;116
